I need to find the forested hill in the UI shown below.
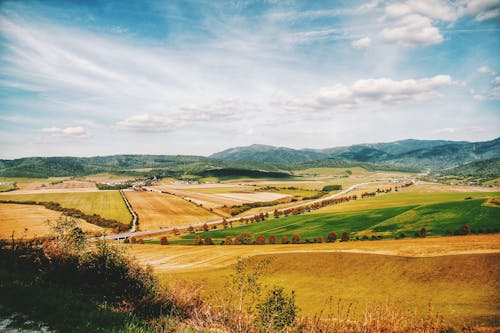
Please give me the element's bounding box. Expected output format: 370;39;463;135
211;138;500;169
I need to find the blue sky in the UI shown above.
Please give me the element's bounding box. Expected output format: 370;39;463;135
0;0;499;158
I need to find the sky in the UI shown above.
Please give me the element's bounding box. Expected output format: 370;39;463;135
0;0;499;158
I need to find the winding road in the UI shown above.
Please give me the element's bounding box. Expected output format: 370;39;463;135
89;181;383;241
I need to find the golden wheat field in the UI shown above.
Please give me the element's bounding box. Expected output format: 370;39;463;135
124;191;220;230
0;203;106;238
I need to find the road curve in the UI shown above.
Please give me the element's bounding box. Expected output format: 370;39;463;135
89;181;383;241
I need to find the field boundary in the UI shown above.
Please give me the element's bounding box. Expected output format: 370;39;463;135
120;190;138;232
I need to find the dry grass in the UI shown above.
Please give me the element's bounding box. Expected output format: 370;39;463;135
0;191;131;224
0;203;105;238
124;191;220;230
126;234;500;274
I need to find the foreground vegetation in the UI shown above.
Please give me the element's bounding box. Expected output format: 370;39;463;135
1;217;497;332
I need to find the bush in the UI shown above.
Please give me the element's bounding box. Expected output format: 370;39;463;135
316;236;323;243
160;237;168;245
225;236;233;245
322;185;342;191
255;235;266;245
238;232;255;245
130;237;137;244
327;232;337;242
269;235;276;244
204;237;213;245
420;227;428;238
194;236;203;245
137;239;144;244
341;232;350;242
188;226;195;233
202;224;209;232
458;224;472;235
281;235;289;244
291;234;301;244
257;286;297;331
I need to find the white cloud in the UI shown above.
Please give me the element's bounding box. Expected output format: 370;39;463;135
493;77;500;84
459;0;500;21
491;86;500;100
473;94;486;101
42;126;89;137
379;14;443;47
477;66;496;75
115;114;178;133
281;75;456;111
351;37;371;49
357;0;381;12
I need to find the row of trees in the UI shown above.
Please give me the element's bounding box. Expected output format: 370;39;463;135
192;231;353;245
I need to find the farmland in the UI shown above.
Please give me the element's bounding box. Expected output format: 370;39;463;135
0;191;131;224
166;194;499;244
127;235;500;325
0;203;106;238
123;191;220;230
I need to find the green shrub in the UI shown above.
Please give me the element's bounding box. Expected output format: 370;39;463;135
257;286;297;331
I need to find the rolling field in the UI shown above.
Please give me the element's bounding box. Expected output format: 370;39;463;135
126;235;500;325
171;195;499;244
0;203;106;238
0;191;131;224
173;252;499;325
314;190;499;214
124;191;220;230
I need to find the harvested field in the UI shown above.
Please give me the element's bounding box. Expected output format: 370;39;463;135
127;234;500;273
211;192;289;203
0;191;131;224
0;203;105;238
124;191;220;230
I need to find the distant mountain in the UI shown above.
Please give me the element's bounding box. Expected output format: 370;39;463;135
210;144;326;164
434;157;500;182
210;138;500;170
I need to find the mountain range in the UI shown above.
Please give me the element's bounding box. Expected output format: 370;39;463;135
1;138;499;178
210;138;500;170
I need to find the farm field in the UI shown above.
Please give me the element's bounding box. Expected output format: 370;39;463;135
0;203;106;238
127;234;500;273
171;251;499;325
170;195;499;244
314;189;499;214
127;235;500;325
123;191;220;230
0;191;131;224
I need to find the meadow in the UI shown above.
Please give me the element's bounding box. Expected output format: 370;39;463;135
0;191;131;224
168;194;499;244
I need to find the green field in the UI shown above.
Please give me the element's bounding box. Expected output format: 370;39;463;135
172;195;500;244
312;191;499;213
172;252;500;325
0;192;131;224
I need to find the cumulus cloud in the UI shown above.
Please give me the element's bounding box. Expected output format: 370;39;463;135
42;126;89;138
351;37;371;49
379;13;443;47
459;0;500;21
115;114;178;133
281;75;456;111
379;0;500;47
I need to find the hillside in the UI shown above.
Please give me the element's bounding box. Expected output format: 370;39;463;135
434;157;500;183
210;138;500;170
